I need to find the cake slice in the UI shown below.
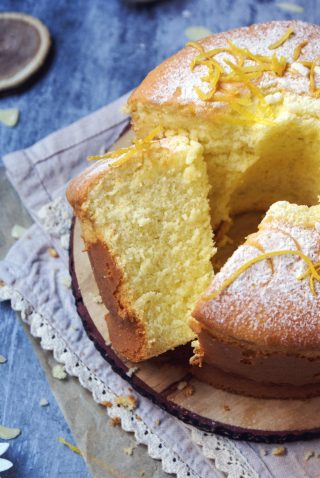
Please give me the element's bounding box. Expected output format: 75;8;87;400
191;201;320;398
67;135;214;362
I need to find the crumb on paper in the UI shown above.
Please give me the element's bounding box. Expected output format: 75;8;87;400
52;364;67;380
61;276;71;289
93;293;103;304
0;108;19;127
260;447;268;457
126;366;139;378
272;447;286;456
39;398;49;407
0;425;21;440
11;224;27;240
100;400;113;408
185;26;213;42
304;450;315;461
223;405;231;412
154;419;161;426
123;446;134;456
0;280;5;288
115;395;137;411
276;2;304;13
177;381;188;391
110;416;121;427
135;415;142;421
47;247;59;258
184;384;195;397
0;355;7;364
60;234;69;250
139;471;145;477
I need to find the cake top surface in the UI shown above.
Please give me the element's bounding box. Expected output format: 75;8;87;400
66;134;200;210
194;201;320;352
129;21;320;114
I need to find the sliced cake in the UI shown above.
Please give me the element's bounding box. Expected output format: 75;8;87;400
67;135;214;362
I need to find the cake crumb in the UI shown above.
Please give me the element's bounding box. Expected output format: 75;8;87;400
92;293;103;304
100;400;113;408
272;447;286;456
177;381;188;391
110;416;121;427
260;447;268;457
0;355;7;364
154;419;161;426
39;398;49;407
11;224;27;239
184;384;195;397
52;364;67;380
61;276;71;289
185;26;213;42
0;280;5;287
223;405;231;412
276;2;304;13
115;395;137;411
126;366;139;378
304;450;315;461
47;247;59;258
135;415;142;421
139;471;145;477
123;446;134;456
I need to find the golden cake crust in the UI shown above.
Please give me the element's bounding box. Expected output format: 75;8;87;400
129;20;320;117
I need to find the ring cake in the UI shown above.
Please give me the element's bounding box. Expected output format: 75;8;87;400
68;20;320;398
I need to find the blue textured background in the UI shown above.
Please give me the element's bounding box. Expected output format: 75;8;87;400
0;0;319;476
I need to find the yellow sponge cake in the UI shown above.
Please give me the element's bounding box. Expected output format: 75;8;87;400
67;135;214;361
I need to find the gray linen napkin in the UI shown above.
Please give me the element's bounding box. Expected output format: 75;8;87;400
1;92;319;478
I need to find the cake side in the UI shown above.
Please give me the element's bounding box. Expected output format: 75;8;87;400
67;157;150;361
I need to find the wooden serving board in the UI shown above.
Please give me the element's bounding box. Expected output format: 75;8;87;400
69;131;320;443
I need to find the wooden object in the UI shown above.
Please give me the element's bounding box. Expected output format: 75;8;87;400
0;12;50;91
70;210;320;443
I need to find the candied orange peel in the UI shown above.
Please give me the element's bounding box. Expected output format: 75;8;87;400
203;249;320;301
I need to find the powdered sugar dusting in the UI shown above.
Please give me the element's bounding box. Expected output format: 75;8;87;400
142;21;320;106
200;207;320;351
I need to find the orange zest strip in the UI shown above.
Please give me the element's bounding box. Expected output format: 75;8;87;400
186;33;297;123
186;41;205;53
87;126;163;164
223;60;274;117
268;27;295;50
301;60;313;68
293;40;308;61
308;58;320;97
203;250;320;302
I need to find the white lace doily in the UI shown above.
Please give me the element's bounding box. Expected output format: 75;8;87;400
0;197;258;478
